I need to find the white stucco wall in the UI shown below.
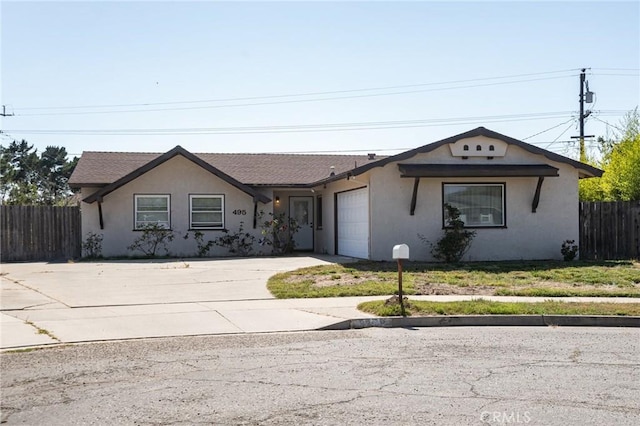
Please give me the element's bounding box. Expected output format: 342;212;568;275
79;156;273;257
318;141;580;261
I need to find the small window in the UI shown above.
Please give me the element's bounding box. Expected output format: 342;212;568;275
443;184;505;227
135;195;170;229
489;145;495;151
316;196;323;229
476;145;482;151
463;145;469;151
190;195;224;229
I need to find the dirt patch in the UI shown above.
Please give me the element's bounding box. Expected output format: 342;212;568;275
415;283;495;295
286;272;381;288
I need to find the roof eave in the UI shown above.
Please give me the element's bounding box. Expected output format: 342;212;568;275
82;146;271;204
312;127;605;185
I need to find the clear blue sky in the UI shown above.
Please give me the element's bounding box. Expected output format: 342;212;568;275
1;1;638;159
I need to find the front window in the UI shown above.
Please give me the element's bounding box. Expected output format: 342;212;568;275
190;195;224;229
135;195;170;229
443;183;505;227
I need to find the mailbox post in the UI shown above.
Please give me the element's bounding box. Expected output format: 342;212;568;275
392;244;410;317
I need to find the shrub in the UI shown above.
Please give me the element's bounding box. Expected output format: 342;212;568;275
419;204;476;263
561;240;579;261
212;222;256;256
82;232;103;258
127;224;175;257
258;211;301;255
183;230;215;257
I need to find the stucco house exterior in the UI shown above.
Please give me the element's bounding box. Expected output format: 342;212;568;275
69;127;602;260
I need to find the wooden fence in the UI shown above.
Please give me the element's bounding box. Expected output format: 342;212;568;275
1;205;81;262
579;200;640;260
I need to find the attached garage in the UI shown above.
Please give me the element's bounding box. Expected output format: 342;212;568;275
336;187;370;259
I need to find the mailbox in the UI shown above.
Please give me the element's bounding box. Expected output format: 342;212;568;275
392;244;409;260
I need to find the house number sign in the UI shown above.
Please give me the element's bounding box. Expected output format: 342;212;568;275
232;209;247;215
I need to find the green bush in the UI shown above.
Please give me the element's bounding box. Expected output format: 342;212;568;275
127;224;175;257
82;232;103;258
420;204;476;263
258;211;301;255
213;222;256;256
561;240;578;261
183;230;215;257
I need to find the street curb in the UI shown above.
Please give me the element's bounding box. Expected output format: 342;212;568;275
318;315;640;330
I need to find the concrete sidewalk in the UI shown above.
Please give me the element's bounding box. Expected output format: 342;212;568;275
2;257;640;350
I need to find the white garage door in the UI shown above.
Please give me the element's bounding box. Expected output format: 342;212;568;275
337;187;369;259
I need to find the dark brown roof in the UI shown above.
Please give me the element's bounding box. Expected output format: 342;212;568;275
69;150;382;187
69;127;604;199
81;146;271;204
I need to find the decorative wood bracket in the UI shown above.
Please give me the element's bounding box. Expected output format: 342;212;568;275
410;178;420;216
532;177;544;213
97;197;104;230
253;202;258;229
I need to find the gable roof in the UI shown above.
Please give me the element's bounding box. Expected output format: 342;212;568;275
311;127;603;185
70;150;382;188
81;146;271;204
70;127;603;201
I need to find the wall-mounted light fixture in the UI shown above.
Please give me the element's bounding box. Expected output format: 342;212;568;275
275;196;280;205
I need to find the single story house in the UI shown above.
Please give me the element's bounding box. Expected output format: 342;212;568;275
69;127;602;260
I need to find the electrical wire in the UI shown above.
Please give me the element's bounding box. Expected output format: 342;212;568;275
543;121;577;149
5;112;576;136
14;76;576;117
592;116;626;133
592;68;640;71
15;69;580;111
522;118;575;140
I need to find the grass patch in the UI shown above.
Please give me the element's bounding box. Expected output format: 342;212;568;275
495;288;640;297
267;268;417;298
267;260;640;298
25;320;59;341
358;299;640;317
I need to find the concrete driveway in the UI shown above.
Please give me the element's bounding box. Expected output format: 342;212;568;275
1;255;372;349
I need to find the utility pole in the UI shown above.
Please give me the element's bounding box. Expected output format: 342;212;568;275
572;68;594;162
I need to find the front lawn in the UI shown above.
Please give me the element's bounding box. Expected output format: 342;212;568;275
357;299;640;317
266;260;640;298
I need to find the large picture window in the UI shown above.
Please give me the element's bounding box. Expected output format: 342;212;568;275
443;183;505;227
190;195;224;229
135;195;170;229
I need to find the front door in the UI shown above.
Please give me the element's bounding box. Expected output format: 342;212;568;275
290;196;313;251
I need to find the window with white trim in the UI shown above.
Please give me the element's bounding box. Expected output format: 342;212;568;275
190;195;224;229
135;195;170;229
443;183;505;227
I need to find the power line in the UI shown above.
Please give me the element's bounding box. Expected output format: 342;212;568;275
592;67;640;71
522;118;575;140
591;73;640;77
5;111;577;136
592;115;626;133
543;121;578;149
14;69;580;111
14;76;577;117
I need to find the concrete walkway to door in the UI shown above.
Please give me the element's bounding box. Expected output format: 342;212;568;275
1;255;372;349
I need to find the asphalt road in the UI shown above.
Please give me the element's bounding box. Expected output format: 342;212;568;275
1;327;639;425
